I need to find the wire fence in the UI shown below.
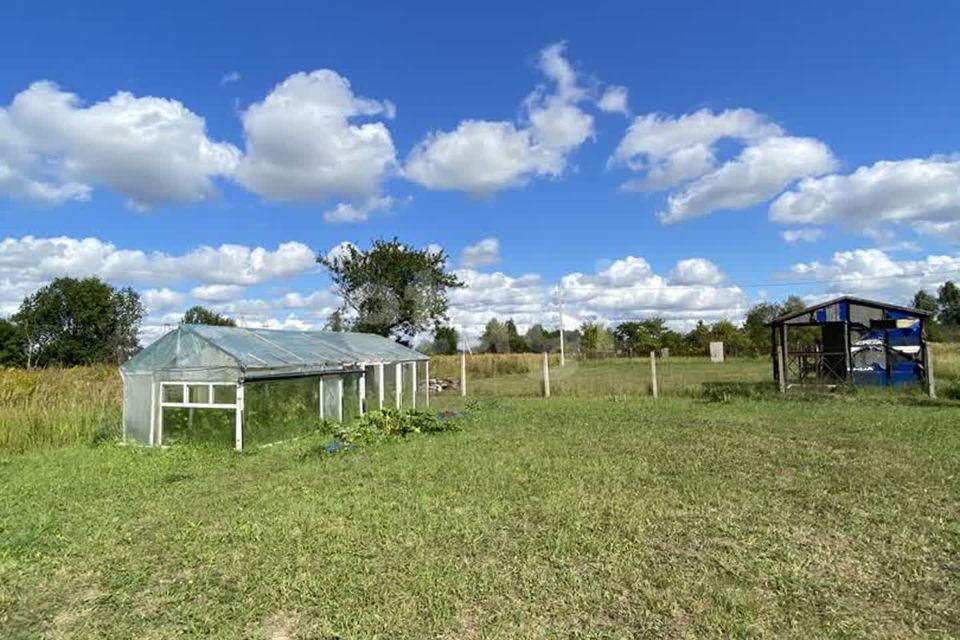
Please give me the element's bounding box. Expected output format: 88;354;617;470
428;352;772;400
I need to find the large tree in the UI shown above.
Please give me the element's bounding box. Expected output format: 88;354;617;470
432;325;460;355
743;301;784;355
479;318;511;353
319;239;464;342
0;319;25;367
937;281;960;325
581;321;614;352
14;277;144;368
912;289;939;316
182;306;236;327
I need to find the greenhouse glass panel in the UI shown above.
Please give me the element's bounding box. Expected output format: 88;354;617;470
163;384;184;403
401;362;415;409
161;407;234;447
342;373;361;422
364;365;380;412
244;377;321;446
213;385;237;405
187;384;210;404
322;375;342;422
383;363;398;410
416;361;428;407
121;372;153;444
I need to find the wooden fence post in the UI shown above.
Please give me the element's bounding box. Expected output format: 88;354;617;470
926;345;936;399
460;351;467;397
649;351;659;398
542;352;551;398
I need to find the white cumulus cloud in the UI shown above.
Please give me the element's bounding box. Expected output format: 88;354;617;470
0;81;239;209
460;238;500;268
781;228;825;244
610;108;835;223
770;156;960;241
404;42;595;195
236;70;397;207
787;248;960;301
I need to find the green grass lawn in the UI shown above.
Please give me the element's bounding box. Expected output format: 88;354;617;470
2;396;959;638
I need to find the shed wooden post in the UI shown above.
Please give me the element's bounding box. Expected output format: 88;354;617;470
234;383;244;451
926;344;936;398
777;345;786;393
460;351;467;397
542;352;551;397
649;351;659;398
338;377;344;421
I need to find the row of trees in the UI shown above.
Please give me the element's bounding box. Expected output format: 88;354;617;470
0;277;239;369
423;297;813;357
912;282;960;340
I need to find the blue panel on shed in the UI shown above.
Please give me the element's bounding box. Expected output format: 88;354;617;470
839;301;848;321
816;308;826;322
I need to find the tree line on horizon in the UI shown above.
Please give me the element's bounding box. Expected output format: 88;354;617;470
3;237;960;368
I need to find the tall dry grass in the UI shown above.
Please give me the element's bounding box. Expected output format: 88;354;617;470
0;365;121;453
931;342;960;382
430;353;560;380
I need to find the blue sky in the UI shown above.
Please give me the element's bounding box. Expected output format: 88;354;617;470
3;1;960;340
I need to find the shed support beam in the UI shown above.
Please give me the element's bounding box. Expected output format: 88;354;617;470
425;360;430;408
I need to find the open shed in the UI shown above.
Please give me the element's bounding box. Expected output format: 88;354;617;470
120;325;429;449
765;296;933;392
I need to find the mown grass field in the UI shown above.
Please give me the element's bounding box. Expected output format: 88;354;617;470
2;396;959;638
1;348;959;637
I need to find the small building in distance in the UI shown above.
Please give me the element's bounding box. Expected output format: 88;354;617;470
765;296;933;391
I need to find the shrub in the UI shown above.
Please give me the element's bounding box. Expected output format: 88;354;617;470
334;409;457;445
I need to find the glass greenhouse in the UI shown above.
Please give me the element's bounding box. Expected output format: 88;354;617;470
120;325;430;449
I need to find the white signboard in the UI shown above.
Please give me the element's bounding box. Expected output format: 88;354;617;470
709;341;724;363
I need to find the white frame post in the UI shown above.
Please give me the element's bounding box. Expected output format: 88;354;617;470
395;362;402;409
410;361;417;409
425;360;430;407
337;377;344;421
460;351;467;397
149;380;156;445
359;366;367;416
378;363;385;410
234;383;244;451
319;377;325;420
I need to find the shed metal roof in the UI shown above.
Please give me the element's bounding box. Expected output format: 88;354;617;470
765;295;932;326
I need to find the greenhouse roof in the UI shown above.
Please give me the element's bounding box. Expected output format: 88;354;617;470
122;324;427;380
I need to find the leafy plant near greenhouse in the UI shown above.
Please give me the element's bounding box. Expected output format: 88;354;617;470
334;408;458;445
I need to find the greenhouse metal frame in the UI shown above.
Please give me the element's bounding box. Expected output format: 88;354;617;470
120;325;430;450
